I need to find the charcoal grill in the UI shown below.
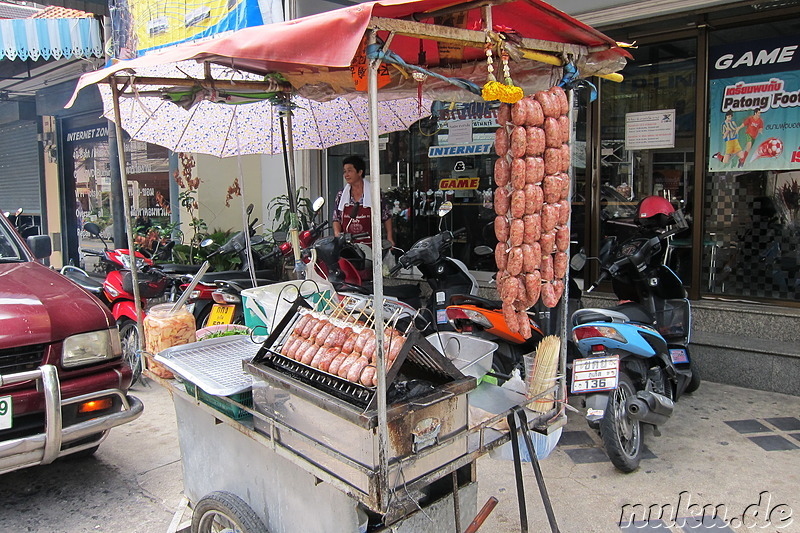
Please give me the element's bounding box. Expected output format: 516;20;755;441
244;298;476;497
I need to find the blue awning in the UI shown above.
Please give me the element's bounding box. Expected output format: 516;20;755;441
0;17;102;61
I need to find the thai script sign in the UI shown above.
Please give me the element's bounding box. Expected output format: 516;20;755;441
709;37;800;172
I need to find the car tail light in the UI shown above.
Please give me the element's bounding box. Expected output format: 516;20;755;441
574;325;625;343
446;307;493;329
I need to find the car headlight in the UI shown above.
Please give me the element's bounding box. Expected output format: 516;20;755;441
62;328;122;368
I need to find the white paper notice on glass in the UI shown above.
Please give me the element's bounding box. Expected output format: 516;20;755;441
625;110;675;150
447;120;473;145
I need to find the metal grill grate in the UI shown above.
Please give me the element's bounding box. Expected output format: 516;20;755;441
267;349;373;407
0;344;45;375
155;336;261;396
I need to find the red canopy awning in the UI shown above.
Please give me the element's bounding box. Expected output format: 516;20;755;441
69;0;628;106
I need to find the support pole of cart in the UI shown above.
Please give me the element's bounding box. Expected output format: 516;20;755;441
558;89;575;408
367;29;389;511
109;77;145;355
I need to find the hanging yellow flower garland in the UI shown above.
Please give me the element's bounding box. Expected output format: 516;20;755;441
481;39;523;104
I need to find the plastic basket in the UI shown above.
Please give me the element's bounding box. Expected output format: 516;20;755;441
654;298;691;342
241;280;335;335
184;381;253;421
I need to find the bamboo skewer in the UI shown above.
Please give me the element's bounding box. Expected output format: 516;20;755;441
526;335;560;413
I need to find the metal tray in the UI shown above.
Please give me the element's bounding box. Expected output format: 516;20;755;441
155;335;261;396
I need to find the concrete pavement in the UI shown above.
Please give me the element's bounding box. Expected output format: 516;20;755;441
0;380;797;532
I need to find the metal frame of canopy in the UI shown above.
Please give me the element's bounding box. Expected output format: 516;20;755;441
71;0;626;522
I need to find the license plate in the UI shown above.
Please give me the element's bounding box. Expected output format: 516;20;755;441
670;348;689;364
207;304;235;325
571;356;619;393
0;396;12;430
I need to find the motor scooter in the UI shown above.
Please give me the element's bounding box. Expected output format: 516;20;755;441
569;196;701;472
184;203;280;326
196;198;329;327
61;222;167;382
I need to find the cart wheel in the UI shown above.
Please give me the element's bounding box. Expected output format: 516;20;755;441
191;491;268;533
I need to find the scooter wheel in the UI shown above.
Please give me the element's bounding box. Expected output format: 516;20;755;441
117;318;142;385
685;359;701;394
601;372;642;473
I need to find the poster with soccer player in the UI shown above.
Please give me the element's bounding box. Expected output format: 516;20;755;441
708;36;800;172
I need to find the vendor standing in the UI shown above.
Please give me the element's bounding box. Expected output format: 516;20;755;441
332;155;395;246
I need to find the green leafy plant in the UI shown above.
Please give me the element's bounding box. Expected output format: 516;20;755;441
267;188;315;235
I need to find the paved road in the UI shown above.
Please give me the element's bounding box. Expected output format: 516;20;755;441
1;380;798;532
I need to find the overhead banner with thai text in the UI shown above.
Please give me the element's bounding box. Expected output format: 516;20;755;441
708;36;800;172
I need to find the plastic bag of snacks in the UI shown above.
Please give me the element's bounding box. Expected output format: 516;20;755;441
143;303;196;379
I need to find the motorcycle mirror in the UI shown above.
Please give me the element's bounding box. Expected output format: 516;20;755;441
312;197;325;214
200;238;215;248
272;231;288;243
570;251;587;271
251;235;265;245
474;245;493;256
83;222;102;237
437;201;453;217
246;203;254;216
15;208;23;216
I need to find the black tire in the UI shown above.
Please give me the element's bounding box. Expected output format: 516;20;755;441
67;445;100;459
601;372;642;473
191;491;268;533
117;318;142;385
685;359;702;394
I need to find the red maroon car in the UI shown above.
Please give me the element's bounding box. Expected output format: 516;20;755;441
0;214;142;474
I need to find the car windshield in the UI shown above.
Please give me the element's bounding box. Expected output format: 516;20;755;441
0;218;25;261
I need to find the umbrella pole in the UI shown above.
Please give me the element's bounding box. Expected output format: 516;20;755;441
109;77;145;355
367;29;389;513
233;110;258;288
280;113;303;275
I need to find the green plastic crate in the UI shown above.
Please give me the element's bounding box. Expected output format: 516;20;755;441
184;381;253;421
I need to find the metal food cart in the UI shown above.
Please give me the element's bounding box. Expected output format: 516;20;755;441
155;294;567;532
66;0;629;530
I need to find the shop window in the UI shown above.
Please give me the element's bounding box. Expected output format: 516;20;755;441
704;22;800;301
599;38;697;283
326;104;500;274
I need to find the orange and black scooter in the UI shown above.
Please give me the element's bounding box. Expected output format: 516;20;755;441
445;295;545;382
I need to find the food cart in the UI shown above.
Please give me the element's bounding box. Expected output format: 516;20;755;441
67;0;628;530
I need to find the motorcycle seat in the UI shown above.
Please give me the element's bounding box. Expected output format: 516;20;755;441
157;264;202;274
197;269;274;283
448;294;503;311
63;268;104;294
572;308;629;326
214;278;275;290
612;302;655;325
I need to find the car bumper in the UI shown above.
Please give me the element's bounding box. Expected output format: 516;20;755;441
0;364;143;475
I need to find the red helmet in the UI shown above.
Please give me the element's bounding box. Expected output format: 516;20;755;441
636;196;675;227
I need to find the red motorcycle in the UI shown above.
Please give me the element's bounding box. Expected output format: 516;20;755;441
62;222;166;381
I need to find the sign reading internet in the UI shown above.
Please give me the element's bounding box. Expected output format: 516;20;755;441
428;143;493;158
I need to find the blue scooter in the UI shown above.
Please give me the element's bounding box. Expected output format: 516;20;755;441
569;198;700;472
